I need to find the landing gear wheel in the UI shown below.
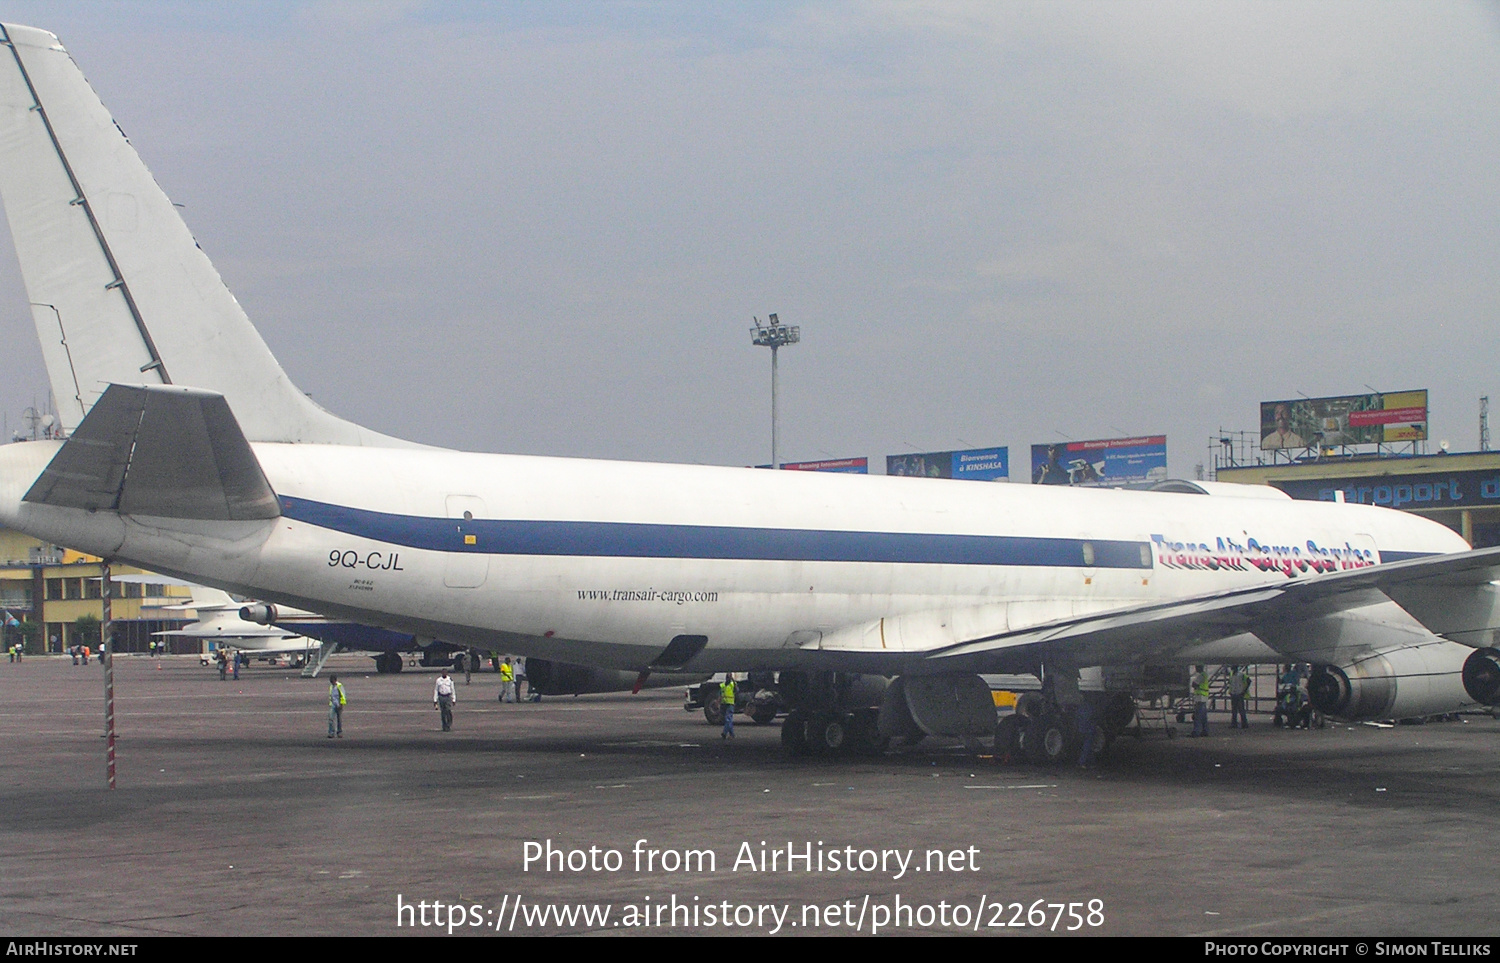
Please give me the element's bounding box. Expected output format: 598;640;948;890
780;711;809;756
849;709;889;756
375;652;402;674
1020;713;1068;765
750;704;778;725
809;714;847;755
1014;692;1046;720
1102;693;1138;737
994;715;1021;760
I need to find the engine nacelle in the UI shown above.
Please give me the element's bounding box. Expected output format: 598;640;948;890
525;659;707;696
239;603;277;625
878;674;994;738
1308;640;1476;721
1461;647;1500;705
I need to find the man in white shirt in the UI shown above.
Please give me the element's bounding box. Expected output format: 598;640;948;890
434;670;457;731
1262;403;1306;449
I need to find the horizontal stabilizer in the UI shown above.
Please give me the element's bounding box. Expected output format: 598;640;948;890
23;383;280;520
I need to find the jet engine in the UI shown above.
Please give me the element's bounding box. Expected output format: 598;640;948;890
1461;647;1500;705
1308;640;1476;721
239;603;277;624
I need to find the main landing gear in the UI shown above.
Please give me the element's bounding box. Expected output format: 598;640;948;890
763;669;1136;766
779;707;889;757
991;691;1136;766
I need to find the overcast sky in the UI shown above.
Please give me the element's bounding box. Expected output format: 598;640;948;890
0;1;1496;477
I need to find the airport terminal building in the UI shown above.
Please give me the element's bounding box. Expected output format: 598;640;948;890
0;527;190;653
1217;449;1500;549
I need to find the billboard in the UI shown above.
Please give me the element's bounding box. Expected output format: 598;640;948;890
1031;436;1168;487
886;446;1009;482
1260;390;1428;450
780;457;869;474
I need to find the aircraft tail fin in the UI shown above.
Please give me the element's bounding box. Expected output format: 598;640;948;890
0;24;408;446
23;383;281;521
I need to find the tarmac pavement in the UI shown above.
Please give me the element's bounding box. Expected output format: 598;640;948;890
1;653;1498;936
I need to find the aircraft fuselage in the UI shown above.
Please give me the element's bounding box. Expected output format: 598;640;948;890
0;439;1467;673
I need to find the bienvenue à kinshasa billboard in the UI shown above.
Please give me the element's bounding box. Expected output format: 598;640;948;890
886;447;1009;482
1260;390;1428;450
1030;436;1168;487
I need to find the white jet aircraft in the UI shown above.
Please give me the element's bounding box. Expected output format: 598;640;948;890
152;584;321;665
1;23;1499;760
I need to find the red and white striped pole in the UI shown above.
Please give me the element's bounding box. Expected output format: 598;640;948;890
102;561;115;790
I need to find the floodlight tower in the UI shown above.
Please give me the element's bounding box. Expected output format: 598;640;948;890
750;313;800;469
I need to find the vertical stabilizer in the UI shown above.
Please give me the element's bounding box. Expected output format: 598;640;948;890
0;24;410;446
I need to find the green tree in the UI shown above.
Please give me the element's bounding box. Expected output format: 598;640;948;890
11;618;40;654
73;614;102;651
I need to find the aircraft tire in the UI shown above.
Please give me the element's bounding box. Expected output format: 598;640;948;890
1020;713;1068;765
750;704;778;725
809;714;848;755
780;711;809;756
1014;692;1046;720
849;708;888;756
994;714;1021;759
1101;692;1137;736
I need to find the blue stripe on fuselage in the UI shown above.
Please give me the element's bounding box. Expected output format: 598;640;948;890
279;496;1152;569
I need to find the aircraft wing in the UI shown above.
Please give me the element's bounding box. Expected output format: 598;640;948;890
813;545;1500;672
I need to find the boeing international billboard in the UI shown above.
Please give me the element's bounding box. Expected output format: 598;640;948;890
886;446;1009;482
1260;390;1428;450
780;457;869;474
1031;436;1168;488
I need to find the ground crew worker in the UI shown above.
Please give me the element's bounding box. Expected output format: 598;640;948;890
498;658;516;703
720;674;737;739
1275;664;1301;728
1228;665;1251;729
434;670;457;731
1190;665;1211;737
327;673;347;738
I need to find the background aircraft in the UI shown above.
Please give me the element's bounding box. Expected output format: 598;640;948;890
150;584;319;665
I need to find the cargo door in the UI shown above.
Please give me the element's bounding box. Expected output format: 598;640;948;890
443;494;488;588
